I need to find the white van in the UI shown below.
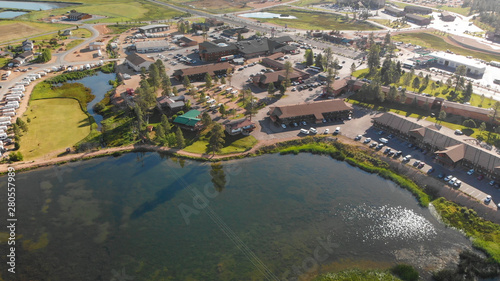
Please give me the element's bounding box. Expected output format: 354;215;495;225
300;128;309;135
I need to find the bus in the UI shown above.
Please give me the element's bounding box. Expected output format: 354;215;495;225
490;61;500;68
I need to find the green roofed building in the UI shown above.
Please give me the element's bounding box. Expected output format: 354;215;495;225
173;110;203;131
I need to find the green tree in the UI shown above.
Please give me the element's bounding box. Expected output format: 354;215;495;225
207;123;225;155
350;62;357;76
462;119;477;128
161;114;171;133
439;110;447;121
185;99;191;110
387;86;398;102
219;104;226;117
412;77;420;92
221;76;226;84
175;127;185;148
183;76;191;89
314;53;323;70
403;72;412;87
430;82;437;96
324;47;333;67
205;73;213;88
172;86;178;96
156;125;166;143
304;49;314;66
463;81;473;102
284;60;293;87
268;82;275;95
367;44;381;74
479;121;486;136
201;111;212;126
148;63;161;88
454;65;467;91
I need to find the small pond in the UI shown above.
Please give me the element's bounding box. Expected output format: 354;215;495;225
0;0;74;10
0;10;25;18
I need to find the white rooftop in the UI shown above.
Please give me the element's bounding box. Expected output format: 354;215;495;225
430;51;486;70
135;40;169;49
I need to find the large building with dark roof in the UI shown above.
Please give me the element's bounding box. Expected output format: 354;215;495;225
384;6;405;17
139;24;170;34
198;36;297;62
405;13;431;26
404;5;432;14
67;10;92;21
173;62;232;81
268;99;353;125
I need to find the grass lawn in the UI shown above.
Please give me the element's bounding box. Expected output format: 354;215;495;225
433;197;500;263
293;0;331;6
65;39;84;51
183;135;257;155
256;7;381;31
20;99;91;160
0;56;10;68
31;82;94;107
392;32;500;62
435;5;471;16
0;20;71;43
16;0;184;24
71;28;92;38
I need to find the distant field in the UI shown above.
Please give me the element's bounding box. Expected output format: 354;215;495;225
65;39;84;51
293;0;333;7
254;7;381;31
20;99;91;160
435;5;470;16
392;32;500;62
17;0;184;23
160;0;291;14
0;20;71;43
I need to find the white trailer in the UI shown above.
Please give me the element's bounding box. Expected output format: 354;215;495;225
2;108;14;113
3;112;15;117
0;126;7;131
6;94;23;99
39;72;47;76
0;133;7;140
0;117;12;122
12;85;25;91
9;92;24;97
6;103;19;109
5;97;20;102
4;71;11;77
0;121;11;126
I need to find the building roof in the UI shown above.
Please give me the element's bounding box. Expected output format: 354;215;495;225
136;40;169;49
436;143;465;163
430;51;486;70
272;36;293;44
179;36;195;43
269;99;353;119
173;110;201;127
174;62;231;77
405;13;429;22
139;24;169;31
225;118;255;130
126;52;153;67
404;5;432;13
385;6;404;14
199;41;238;54
89;41;104;46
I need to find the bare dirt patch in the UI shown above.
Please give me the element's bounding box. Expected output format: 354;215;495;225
0;23;42;42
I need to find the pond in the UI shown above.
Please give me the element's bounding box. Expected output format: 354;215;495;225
0;153;474;280
0;0;73;10
240;12;297;19
0;10;25;18
66;72;116;128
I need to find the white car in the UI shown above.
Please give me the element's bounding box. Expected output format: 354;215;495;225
292;87;297;91
281;123;287;129
363;138;371;143
324;128;330;134
334;127;340;134
485;195;492;203
444;175;453;182
454;180;462;187
402;155;412;162
448;177;457;185
300;128;309;135
309;127;317;134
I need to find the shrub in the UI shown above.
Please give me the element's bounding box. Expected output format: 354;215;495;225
10;151;23;162
391;264;419;281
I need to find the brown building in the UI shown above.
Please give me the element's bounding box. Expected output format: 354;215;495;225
373;112;500;179
67;10;92;21
178;36;198;47
405;13;431;26
225;118;256;135
253;56;309;87
173;62;232;81
268;99;353;125
440;11;456;22
403;6;432;15
198;41;238;62
384;6;406;17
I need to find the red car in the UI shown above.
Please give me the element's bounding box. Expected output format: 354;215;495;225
477;175;485;181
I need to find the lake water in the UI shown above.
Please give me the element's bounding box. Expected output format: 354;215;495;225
0;153;474;280
240;12;297;19
0;0;72;10
0;10;25;18
67;72;116;128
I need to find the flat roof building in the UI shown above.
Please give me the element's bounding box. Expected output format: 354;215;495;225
441;11;456;22
430;51;486;76
136;40;169;53
384;6;406;17
405;13;431;26
404;5;432;14
125;52;154;72
139;24;170;34
173;62;232;81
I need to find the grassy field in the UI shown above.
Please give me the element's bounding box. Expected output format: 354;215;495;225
64;39;84;51
0;20;71;43
20;99;91;160
71;28;92;38
16;0;184;24
0;57;10;68
184;135;257;155
293;0;332;7
255;7;381;31
392;32;500;62
433;198;500;263
435;5;470;16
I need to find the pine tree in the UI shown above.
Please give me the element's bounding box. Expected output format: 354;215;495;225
175;127;185;148
205;73;213;88
207;123;225;155
161;114;171;133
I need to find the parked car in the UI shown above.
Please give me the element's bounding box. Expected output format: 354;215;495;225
354;135;362;141
324;128;329;134
300;128;309;135
402;155;412;162
334;127;340;134
449;177;457;185
301;121;307;126
370;142;378;148
485;195;492;203
477;175;485;181
467;169;475;175
395;151;402;158
444;175;453;181
454;180;462;187
376;143;384;150
384;148;391;154
363;138;371;143
281;123;286;129
309;127;317;134
413;160;421;167
427;168;435;174
388;151;395;156
489;180;496;186
418;162;425;169
438;173;445;179
455;129;464;135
